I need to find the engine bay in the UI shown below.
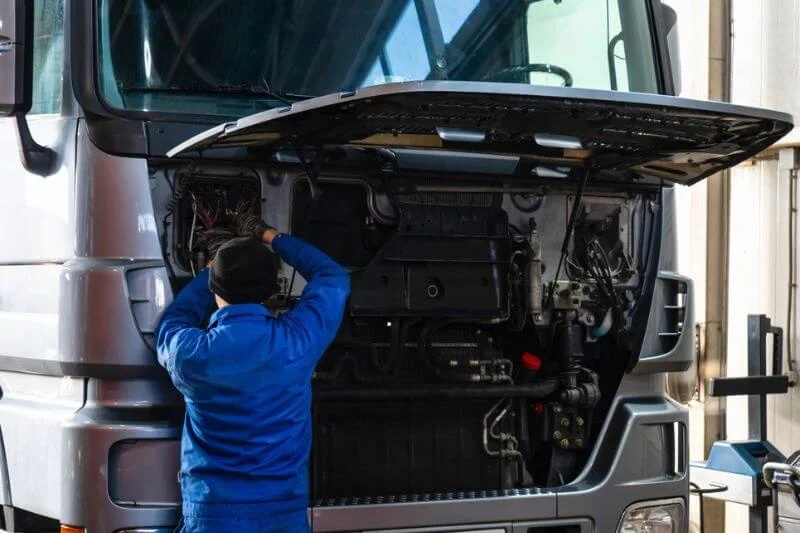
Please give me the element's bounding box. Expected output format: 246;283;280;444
151;164;661;503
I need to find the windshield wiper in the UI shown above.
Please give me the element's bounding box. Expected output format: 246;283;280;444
122;84;315;104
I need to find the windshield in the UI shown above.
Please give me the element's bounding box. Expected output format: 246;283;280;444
96;0;660;117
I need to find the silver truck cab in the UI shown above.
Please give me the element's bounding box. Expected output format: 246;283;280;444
0;1;792;531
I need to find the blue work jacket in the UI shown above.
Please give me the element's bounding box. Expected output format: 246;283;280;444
156;234;349;529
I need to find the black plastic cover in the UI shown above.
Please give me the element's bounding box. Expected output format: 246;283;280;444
350;234;510;318
350;205;510;318
168;81;793;185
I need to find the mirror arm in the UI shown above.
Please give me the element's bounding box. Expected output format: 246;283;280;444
14;112;56;177
607;32;624;91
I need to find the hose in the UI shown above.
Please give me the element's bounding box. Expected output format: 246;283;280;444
313;353;414;386
416;319;459;374
381;319;401;374
188;193;199;276
482;398;524;477
327;341;384;380
689;482;728;533
389;318;421;375
590;308;613;339
314;379;559;400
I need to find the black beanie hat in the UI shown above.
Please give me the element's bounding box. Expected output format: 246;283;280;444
209;237;279;304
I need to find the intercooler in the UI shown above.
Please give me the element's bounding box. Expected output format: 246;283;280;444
311;397;518;502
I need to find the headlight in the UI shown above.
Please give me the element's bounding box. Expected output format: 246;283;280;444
617;499;685;532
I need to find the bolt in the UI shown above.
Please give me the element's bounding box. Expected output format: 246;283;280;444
487;337;493;343
553;431;562;440
575;438;585;447
561;417;570;427
576;417;584;427
560;439;570;448
534;313;543;322
553;404;563;413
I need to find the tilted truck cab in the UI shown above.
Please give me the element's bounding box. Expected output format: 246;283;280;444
0;1;792;531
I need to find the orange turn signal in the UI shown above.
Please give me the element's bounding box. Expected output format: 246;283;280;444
61;526;84;533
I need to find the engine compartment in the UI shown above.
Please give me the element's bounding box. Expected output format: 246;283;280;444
151;163;661;503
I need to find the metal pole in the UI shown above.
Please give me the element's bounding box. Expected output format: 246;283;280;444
747;315;769;441
747;314;769;533
703;1;733;530
413;0;448;80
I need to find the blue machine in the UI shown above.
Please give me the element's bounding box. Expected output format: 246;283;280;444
689;315;791;533
690;441;784;507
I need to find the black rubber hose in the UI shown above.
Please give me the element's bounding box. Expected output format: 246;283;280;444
382;319;402;374
314;379;559;400
388;318;423;375
416;319;444;373
417;318;465;375
330;340;383;376
314;351;420;386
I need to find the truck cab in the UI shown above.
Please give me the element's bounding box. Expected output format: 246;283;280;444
0;1;791;531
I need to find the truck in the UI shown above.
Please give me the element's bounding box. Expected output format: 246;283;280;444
0;1;792;531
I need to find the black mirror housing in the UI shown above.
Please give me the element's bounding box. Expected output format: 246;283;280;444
0;0;32;116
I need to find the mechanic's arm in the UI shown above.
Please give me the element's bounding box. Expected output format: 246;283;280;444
232;214;350;356
155;269;216;388
266;229;350;359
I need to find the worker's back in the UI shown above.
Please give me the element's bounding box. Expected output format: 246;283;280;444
178;298;315;513
156;235;350;529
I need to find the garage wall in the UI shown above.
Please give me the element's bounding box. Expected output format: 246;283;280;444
666;1;800;531
724;0;800;531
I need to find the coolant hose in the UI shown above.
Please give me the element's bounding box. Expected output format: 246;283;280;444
314;379;559;400
590;308;613;339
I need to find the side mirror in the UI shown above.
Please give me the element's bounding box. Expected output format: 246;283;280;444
660;4;682;96
0;1;56;176
0;0;32;116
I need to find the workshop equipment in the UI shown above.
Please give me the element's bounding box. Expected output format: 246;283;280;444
763;452;800;531
690;315;789;533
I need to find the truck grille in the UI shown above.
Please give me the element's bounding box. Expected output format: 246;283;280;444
313;487;548;507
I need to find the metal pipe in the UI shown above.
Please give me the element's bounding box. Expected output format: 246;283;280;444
483;399;507;457
704;0;731;450
699;1;732;531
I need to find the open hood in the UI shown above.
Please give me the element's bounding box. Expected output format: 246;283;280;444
168;81;793;185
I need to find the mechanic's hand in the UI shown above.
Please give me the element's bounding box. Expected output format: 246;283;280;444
262;228;279;244
233;213;276;243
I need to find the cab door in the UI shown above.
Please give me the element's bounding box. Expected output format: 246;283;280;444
0;0;84;521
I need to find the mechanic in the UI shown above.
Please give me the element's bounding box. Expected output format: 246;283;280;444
156;215;350;532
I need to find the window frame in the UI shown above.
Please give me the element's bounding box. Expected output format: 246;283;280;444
29;0;67;116
77;0;670;124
